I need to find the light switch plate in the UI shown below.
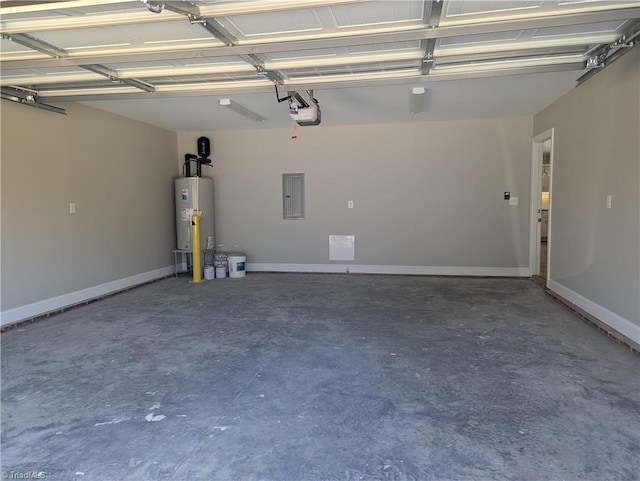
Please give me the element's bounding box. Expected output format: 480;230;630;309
348;200;354;209
509;197;519;206
69;202;76;214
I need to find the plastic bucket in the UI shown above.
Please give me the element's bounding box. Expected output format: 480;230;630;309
215;266;227;279
204;265;215;280
228;254;246;278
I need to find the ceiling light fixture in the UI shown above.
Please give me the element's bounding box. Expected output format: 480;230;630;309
410;86;429;114
219;98;265;122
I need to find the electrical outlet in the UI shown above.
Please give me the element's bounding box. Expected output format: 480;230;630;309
69;202;76;214
606;195;612;209
348;200;354;209
509;196;519;206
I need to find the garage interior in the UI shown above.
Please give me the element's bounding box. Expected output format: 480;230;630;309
1;1;639;480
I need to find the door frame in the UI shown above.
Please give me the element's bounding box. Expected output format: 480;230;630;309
529;128;554;285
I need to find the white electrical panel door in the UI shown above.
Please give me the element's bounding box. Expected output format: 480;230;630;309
175;177;214;251
283;173;305;219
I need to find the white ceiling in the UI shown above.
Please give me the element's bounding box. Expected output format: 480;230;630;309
1;0;639;132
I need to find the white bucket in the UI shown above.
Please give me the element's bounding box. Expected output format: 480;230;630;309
228;254;246;278
214;260;227;278
215;266;227;279
204;265;215;280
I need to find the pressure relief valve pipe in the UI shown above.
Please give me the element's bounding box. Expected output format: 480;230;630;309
190;209;203;284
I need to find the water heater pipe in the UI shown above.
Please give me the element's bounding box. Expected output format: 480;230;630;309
184;153;197;177
190;209;203;283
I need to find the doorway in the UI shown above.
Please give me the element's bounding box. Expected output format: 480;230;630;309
529;129;554;286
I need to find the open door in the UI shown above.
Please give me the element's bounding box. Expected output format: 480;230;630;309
529;129;554;286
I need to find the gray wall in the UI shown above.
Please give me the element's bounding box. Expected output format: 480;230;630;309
1;101;177;315
178;116;533;273
534;47;639;336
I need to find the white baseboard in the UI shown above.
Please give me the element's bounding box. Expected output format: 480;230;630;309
0;266;174;327
549;279;640;344
247;263;530;277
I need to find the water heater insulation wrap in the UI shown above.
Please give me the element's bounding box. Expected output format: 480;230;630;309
175;177;214;251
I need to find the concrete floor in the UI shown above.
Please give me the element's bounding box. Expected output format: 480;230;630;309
2;274;639;481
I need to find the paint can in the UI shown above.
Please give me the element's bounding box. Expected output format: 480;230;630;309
214;252;228;263
215;261;227;279
215;266;227;279
228;253;246;278
204;265;215;280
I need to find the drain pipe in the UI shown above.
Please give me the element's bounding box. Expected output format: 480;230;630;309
191;209;203;283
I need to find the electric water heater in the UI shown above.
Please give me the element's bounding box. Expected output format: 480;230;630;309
174;177;214;251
